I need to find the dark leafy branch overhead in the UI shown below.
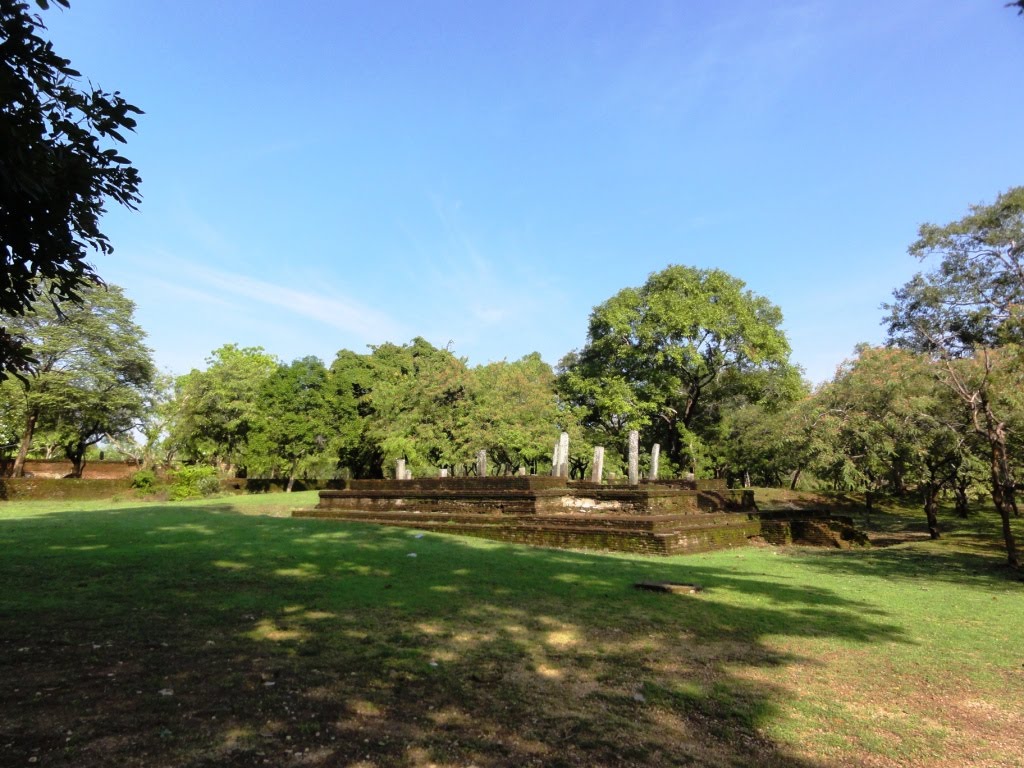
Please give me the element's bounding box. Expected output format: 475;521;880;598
1;0;142;377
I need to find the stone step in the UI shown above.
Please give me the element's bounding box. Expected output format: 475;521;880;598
294;508;761;555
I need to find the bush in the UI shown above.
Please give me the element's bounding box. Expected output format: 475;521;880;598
131;470;158;494
170;466;221;500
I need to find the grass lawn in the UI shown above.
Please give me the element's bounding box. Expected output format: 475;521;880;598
0;492;1021;767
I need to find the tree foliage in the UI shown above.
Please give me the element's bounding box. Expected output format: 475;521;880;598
247;356;333;490
559;265;798;475
170;345;279;471
1;0;143;378
887;187;1024;354
2;282;154;476
813;346;974;536
887;188;1024;568
469;353;569;475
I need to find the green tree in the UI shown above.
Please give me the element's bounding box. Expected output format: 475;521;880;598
3;282;154;477
169;345;279;473
469;353;571;475
327;348;380;479
887;188;1024;568
100;372;177;469
359;338;473;476
817;346;973;537
560;265;797;475
249;356;333;491
1;0;143;378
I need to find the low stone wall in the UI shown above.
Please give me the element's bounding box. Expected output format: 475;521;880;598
0;477;134;501
221;478;347;494
319;476;750;519
304;477;772;556
295;506;763;555
0;459;138;480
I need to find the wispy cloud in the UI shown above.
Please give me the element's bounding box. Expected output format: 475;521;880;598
137;276;241;311
142;252;406;343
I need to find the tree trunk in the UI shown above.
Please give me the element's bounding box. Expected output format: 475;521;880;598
789;468;802;491
954;479;970;518
983;404;1019;569
12;409;38;477
988;441;1020;569
286;457;299;493
923;481;940;540
65;442;87;478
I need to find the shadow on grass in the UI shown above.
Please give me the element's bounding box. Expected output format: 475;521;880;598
0;504;912;767
795;538;1024;590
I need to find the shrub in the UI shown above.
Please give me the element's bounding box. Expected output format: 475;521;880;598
170;466;220;500
131;470;158;494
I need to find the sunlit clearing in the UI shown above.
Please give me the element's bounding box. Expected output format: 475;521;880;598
212;560;250;570
536;663;563;679
274;563;320;579
349;699;383;717
246;619;308;642
303;610;335;620
545;629;581;649
152;524;216;535
428;707;470;726
221;727;254;747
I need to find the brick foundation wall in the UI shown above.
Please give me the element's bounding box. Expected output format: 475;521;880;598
0;477;134;501
304;478;781;556
0;459;138;480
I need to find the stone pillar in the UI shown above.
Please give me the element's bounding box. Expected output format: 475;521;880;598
396;458;406;480
648;443;660;481
551;439;560;477
476;449;487;477
591;446;605;484
405;468;413;480
517;466;527;476
558;431;569;478
627;430;639;485
439;467;449;478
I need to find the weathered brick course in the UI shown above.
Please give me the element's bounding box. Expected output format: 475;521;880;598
299;477;856;556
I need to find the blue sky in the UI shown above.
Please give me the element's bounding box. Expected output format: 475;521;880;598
43;1;1024;383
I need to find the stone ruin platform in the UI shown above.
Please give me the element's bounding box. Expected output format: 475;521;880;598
293;476;865;555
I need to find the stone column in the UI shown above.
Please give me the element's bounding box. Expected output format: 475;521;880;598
558;432;569;478
405;468;413;480
551;439;561;477
396;458;406;480
439;468;448;478
627;430;639;485
476;449;487;477
648;443;660;481
591;446;605;484
517;466;527;476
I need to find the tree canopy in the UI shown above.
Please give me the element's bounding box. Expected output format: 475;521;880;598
1;282;154;477
559;265;799;475
887;188;1024;568
0;0;142;378
886;186;1024;354
169;345;279;472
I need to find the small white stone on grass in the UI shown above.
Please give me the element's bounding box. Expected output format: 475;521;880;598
158;688;174;696
407;553;417;558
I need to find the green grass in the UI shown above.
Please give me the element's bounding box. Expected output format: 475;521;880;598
0;494;1021;767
